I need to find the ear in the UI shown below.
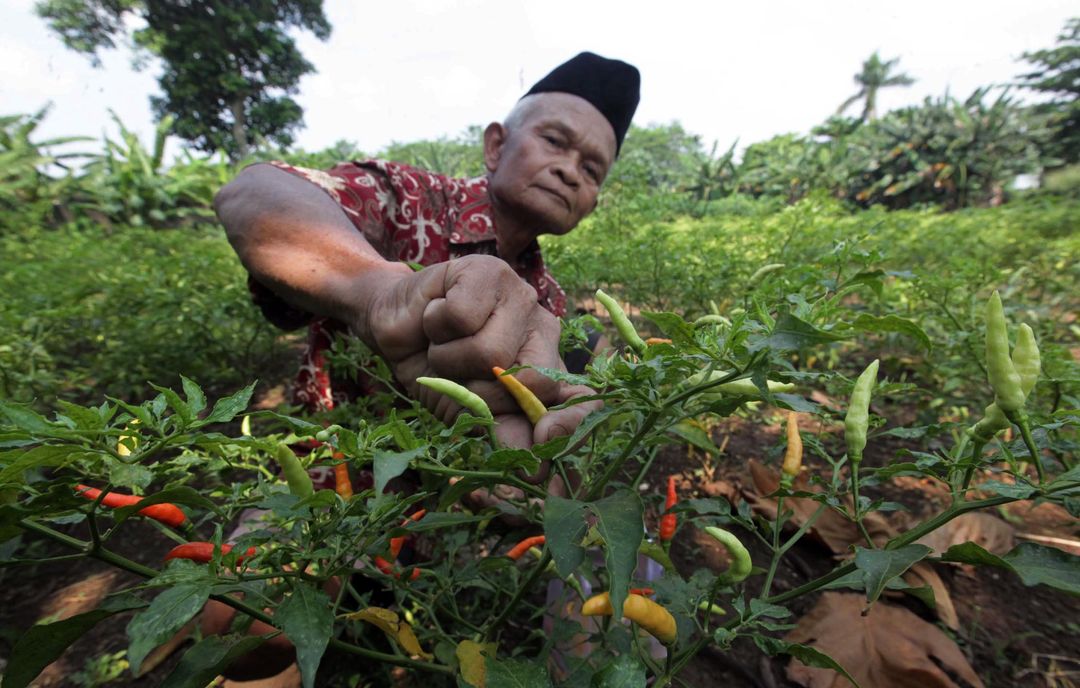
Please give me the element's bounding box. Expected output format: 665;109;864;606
483;122;508;173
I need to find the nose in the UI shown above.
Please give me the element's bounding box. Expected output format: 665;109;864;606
552;158;581;189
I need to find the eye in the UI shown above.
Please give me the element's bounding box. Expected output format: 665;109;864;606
541;133;562;147
584;165;601;183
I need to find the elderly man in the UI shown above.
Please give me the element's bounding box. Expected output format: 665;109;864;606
216;51;639;450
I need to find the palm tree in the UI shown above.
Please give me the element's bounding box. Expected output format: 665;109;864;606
837;52;915;121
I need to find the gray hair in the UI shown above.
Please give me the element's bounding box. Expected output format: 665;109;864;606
502;94;544;133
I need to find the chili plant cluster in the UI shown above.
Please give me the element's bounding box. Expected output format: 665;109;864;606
0;290;1077;688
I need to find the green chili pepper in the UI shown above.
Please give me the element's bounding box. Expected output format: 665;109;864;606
595;289;647;355
703;527;752;584
686;370;795;397
972;323;1039;441
972;402;1010;441
272;443;314;499
416;376;493;420
985;291;1025;413
693;314;731;328
845;359;879;464
1012;323;1040;398
747;263;785;287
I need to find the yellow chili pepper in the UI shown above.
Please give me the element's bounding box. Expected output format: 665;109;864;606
492;366;547;425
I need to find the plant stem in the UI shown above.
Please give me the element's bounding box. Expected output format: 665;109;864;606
1013;416;1045;483
482;550;552;642
16;518;454;675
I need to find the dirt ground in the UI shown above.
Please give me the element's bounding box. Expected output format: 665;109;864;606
2;409;1078;688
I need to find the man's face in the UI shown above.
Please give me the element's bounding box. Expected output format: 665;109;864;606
485;93;617;236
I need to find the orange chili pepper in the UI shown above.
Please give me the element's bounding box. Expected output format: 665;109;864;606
389;509;426;559
164;542;255;564
659;476;677;542
333;453;353;499
76;484;187;528
645;338;672;346
507;534;546;561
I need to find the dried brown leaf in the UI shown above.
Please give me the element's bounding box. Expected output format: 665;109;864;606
743;460;894;554
785;592;984;688
903;563;959;630
915;513;1015;557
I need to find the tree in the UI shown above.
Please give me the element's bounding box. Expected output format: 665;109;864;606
836;52;915;122
36;0;331;159
1016;17;1080;166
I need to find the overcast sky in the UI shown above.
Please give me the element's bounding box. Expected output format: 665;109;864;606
2;0;1075;163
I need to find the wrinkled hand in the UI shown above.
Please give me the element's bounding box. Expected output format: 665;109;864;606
357;254;599;447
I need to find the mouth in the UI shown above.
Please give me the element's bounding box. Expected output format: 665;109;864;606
536;186;570;210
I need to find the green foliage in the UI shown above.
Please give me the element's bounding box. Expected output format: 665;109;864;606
380;126;485;178
735;88;1048;209
0;105;93;230
0;224;292;407
1017;17;1080;166
35;0;332;158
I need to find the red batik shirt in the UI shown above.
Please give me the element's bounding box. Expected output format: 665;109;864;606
248;159;568;414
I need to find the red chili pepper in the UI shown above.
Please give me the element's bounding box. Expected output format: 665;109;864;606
507;535;546;561
389;509;427;559
373;555;422;581
659;476;677;542
164;542;256;564
373;555;396;576
76;484;187;528
629;587;655;596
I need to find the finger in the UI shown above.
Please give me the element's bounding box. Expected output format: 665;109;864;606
422;256;532;344
494;413;534;449
426;301;533;378
533;388;603;446
366;262;450;360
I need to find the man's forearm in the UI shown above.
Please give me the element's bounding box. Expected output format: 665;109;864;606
214;163;412;342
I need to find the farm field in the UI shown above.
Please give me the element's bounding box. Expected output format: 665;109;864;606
2;189;1078;687
2;11;1079;686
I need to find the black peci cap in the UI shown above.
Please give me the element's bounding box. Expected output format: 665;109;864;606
524;52;640;154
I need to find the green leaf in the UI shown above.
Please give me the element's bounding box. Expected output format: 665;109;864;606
149;383;193;426
126;584;210;673
544;495;587;578
277;583;333;688
640;310;694;341
1003;542;1080;595
373;447;425;504
939;541;1010;568
486;448;541;474
854;544;931;604
593;653;646;688
200;382;255;425
591;490;644;621
3;593;145;688
159;634;271;688
180;376;207;416
105;457;154;491
753;636;862;688
485;656;553;688
667;421;719;454
754;312;847;352
0;446;97;485
0;401;53;434
978;480;1036;499
850;314;931;352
